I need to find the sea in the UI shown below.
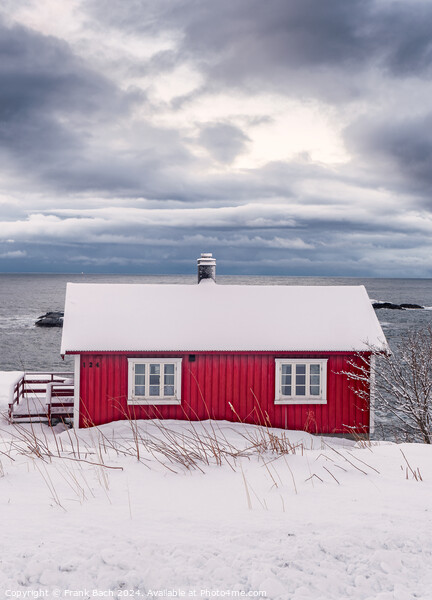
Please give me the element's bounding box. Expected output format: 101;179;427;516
1;273;432;373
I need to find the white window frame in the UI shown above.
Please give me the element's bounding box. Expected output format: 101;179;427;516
127;358;182;405
275;359;328;405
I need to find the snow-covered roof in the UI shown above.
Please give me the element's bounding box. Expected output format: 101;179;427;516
61;281;387;354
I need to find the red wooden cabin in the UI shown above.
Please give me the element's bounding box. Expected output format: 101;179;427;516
61;254;387;434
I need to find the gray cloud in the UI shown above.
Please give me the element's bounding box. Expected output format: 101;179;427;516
0;24;116;116
87;0;432;101
199;123;250;163
345;112;432;196
0;20;198;198
0;21;127;189
376;4;432;76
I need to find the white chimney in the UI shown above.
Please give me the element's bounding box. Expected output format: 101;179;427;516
197;253;216;283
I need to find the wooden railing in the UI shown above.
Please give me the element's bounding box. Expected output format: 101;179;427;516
8;371;74;422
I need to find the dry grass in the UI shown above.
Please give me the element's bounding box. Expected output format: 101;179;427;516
0;407;398;512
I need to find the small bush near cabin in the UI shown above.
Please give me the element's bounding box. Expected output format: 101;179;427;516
346;327;432;444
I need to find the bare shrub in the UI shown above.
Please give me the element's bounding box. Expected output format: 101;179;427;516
345;326;432;444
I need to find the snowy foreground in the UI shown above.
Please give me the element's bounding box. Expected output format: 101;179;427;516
0;376;432;599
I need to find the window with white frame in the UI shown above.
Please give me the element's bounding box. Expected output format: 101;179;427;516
275;359;327;404
128;358;182;405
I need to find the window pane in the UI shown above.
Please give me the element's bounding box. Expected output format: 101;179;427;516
164;385;174;396
296;364;306;375
281;385;291;396
135;374;145;386
296;385;306;396
281;364;292;375
149;363;160;395
135;364;146;375
281;374;291;386
296;374;306;385
135;385;145;396
164;364;175;375
309;364;321;396
164;374;175;385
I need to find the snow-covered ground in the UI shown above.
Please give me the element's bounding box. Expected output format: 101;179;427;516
0;374;431;599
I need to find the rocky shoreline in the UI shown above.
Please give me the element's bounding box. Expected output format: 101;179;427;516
372;302;424;310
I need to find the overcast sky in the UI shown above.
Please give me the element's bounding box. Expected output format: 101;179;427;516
0;0;432;276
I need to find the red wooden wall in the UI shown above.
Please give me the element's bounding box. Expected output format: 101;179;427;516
76;351;370;433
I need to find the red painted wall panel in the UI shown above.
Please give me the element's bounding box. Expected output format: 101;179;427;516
77;352;370;433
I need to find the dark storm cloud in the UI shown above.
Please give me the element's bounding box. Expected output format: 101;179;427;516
0;20;149;193
376;4;432;76
0;23;83;171
345;113;432;195
87;0;432;99
0;23;117;116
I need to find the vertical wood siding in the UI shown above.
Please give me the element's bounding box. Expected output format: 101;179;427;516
78;352;370;433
